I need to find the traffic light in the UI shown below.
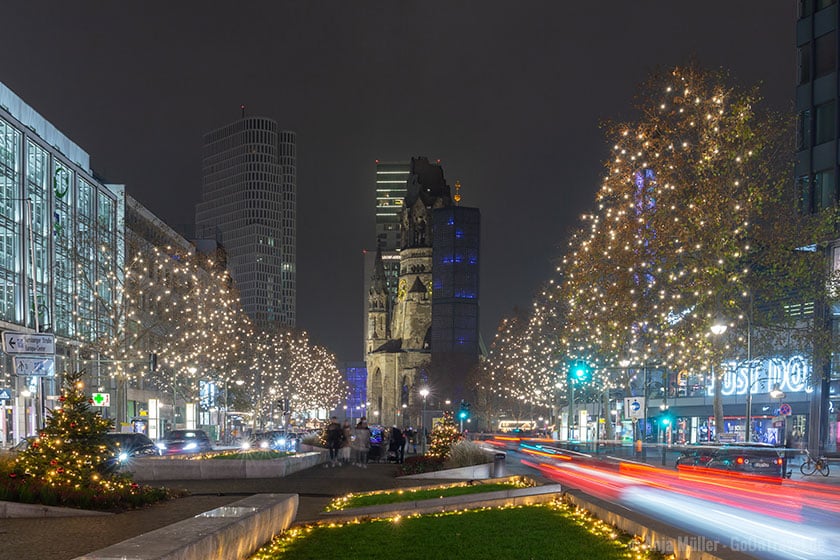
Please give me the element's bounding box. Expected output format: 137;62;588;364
458;400;471;420
659;409;676;427
568;360;592;383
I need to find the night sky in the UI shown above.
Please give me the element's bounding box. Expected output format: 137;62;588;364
1;2;793;362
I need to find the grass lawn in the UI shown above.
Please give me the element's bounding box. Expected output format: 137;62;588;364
326;479;533;511
252;502;662;560
208;450;291;460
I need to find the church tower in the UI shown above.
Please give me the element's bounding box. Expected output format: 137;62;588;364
366;157;452;427
367;247;390;354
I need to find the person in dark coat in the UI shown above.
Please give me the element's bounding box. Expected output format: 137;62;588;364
389;426;406;463
325;416;343;467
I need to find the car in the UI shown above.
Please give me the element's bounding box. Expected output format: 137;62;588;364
675;446;718;467
156;429;213;454
246;430;299;452
104;432;160;460
102;432;160;471
705;444;785;477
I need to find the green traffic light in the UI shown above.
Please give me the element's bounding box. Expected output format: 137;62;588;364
569;360;591;383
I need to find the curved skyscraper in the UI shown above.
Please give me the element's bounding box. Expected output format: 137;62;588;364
196;116;296;328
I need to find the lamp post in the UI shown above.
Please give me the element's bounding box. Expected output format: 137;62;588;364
419;387;429;455
742;293;756;443
20;389;32;437
770;383;787;446
710;317;728;443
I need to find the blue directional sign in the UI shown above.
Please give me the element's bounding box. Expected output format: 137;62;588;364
624;397;645;419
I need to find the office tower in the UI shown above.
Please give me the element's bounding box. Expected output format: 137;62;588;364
375;161;410;309
196;116;296;328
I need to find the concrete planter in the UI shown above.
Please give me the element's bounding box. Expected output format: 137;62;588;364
127;451;326;481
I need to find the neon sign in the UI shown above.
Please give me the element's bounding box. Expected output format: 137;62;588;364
710;355;811;396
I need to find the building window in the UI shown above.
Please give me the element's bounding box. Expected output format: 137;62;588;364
818;0;837;10
815;169;836;211
798;109;812;150
815;101;835;144
815;32;836;78
797;175;812;214
798;45;811;85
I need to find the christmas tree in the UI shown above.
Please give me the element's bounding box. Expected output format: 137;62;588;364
427;410;463;460
15;370;116;489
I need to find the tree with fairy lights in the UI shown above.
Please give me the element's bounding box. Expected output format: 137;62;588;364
427;410;463;459
549;63;832;439
15;370;115;488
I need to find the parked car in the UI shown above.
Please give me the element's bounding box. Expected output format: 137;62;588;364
706;444;785;477
678;443;785;477
156;429;213;454
675;446;718;467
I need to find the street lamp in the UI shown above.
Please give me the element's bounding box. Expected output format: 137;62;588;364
20;389;32;437
710;318;727;443
419;387;429;455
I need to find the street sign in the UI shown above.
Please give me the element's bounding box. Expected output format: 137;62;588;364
779;403;792;416
13;356;55;377
2;331;55;355
625;397;645;419
0;388;10;400
92;392;110;407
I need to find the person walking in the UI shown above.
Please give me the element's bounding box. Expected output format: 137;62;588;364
340;420;352;464
352;417;371;467
325;416;343;467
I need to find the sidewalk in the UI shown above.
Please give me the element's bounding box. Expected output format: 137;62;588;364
0;460;419;560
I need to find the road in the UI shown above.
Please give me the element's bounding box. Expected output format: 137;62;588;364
493;439;840;560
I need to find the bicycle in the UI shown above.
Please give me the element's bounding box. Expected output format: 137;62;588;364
800;449;831;477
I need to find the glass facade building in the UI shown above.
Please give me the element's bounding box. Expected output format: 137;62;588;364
197;117;297;328
0;81;121;444
375;161;409;309
431;206;480;356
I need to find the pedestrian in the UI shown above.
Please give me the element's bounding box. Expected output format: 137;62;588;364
325;416;343;467
352;417;371;467
340;420;352;464
404;427;416;454
389;425;405;463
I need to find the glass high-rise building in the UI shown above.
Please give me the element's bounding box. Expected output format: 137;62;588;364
374;161;409;311
197;117;296;328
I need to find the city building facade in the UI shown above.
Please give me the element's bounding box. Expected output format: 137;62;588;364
794;0;840;453
0;81;122;445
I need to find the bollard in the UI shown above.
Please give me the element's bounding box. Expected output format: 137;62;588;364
492;452;506;478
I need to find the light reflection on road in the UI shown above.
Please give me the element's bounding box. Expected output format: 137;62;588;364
493;439;840;559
